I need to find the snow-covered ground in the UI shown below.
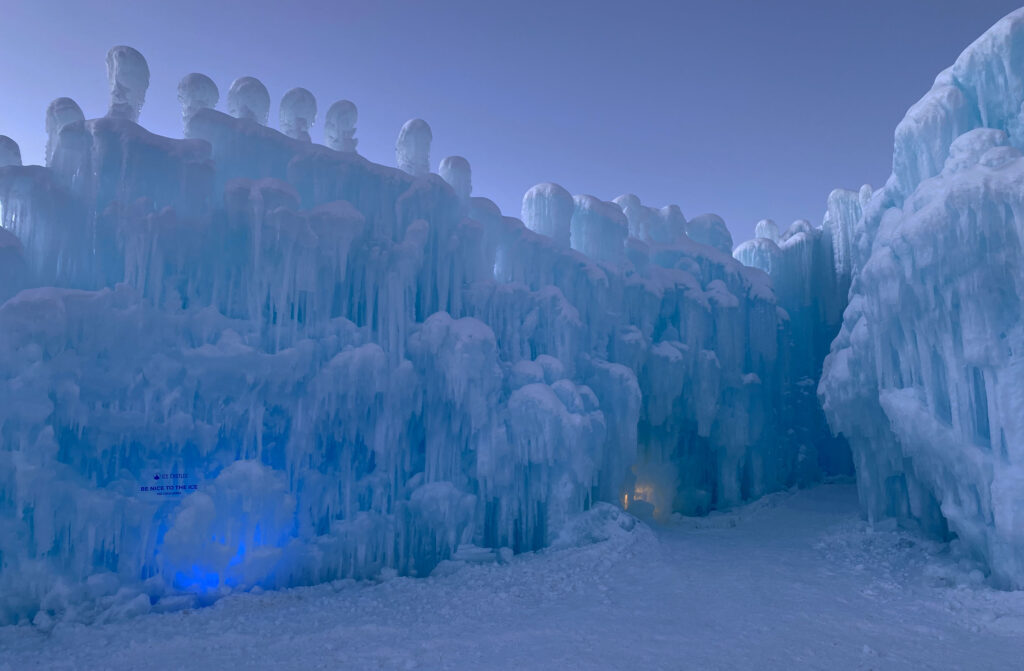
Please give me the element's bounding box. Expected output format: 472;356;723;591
3;483;1022;671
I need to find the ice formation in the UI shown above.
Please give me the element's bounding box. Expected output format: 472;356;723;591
439;156;472;205
0;44;827;626
279;87;317;142
105;46;150;122
753;218;779;243
324;100;358;153
45;98;85;166
177;73;219;132
396;118;432;177
521;182;573;248
6;6;1024;628
227;76;271;125
570;194;629;263
0;136;21;167
733;209;855;476
816;9;1024;587
613;195;687;246
685;213;733;254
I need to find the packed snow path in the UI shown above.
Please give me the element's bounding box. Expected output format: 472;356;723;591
3;484;1022;670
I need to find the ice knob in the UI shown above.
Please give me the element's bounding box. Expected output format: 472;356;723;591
325;100;358;152
280;87;317;142
755;218;779;242
177;73;219;130
396;118;432;177
105;46;149;122
45;97;84;165
0;136;22;167
227;76;271;125
439;156;472;203
522;182;573;247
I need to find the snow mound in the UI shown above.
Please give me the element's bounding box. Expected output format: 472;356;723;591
549;502;641;550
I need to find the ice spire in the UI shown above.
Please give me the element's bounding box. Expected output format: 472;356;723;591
227;77;271;125
279;87;317;142
45;97;84;166
439;156;471;204
0;136;21;167
177;73;219;131
570;194;629;262
324;100;358;153
685;213;733;253
657;205;687;243
396;118;431;177
754;218;779;242
105;46;150;122
522;183;573;247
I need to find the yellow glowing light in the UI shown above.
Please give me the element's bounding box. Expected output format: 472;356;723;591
633;485;654;503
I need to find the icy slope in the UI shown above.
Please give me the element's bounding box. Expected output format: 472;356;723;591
0;49;819;624
819;9;1024;587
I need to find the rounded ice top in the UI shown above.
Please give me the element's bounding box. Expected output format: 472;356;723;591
0;136;21;167
279;87;317;142
105;46;150;122
45;98;84;166
395;118;432;177
439;156;472;203
227;76;271;125
324;100;358;153
177;73;220;127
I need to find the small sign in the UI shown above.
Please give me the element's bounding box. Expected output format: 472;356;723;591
139;471;199;496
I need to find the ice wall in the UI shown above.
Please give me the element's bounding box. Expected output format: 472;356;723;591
733;210;854;476
819;8;1024;587
1;47;822;626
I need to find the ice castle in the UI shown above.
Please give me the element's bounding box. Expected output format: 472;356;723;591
2;8;1024;626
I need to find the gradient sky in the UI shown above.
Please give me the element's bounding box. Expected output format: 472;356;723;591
2;0;1021;243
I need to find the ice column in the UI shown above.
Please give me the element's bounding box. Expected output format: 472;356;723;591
0;136;21;167
396;118;432;177
227;77;271;125
280;87;317;142
105;46;150;122
521;182;573;247
754;218;779;242
177;73;219;132
45;98;84;166
439;156;472;204
324;100;358;152
685;213;734;253
570;194;629;263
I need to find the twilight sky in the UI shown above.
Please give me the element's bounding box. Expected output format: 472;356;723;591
1;0;1021;243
